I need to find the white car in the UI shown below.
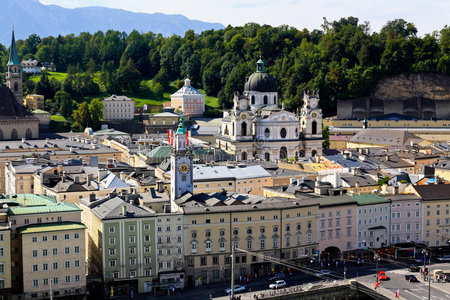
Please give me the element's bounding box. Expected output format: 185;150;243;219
225;285;246;294
269;280;287;289
315;270;331;277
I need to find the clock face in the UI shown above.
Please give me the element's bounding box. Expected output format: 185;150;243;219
178;163;189;174
310;99;317;108
312;112;317;118
241;114;247;120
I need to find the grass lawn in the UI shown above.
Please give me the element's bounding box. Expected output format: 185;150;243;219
30;72;68;83
51;115;68;122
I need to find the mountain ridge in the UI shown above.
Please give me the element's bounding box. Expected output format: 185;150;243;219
0;0;224;45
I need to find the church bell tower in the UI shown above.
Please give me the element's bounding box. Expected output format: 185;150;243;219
6;28;23;105
170;114;193;203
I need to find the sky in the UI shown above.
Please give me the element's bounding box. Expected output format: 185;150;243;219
40;0;449;35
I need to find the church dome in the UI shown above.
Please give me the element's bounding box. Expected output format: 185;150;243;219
244;59;277;93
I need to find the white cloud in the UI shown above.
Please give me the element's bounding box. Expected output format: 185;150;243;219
39;0;450;34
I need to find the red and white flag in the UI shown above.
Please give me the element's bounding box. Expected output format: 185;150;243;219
374;282;380;289
186;130;191;146
167;130;171;145
395;289;399;298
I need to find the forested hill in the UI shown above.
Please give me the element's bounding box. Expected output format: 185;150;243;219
1;17;449;116
0;0;224;45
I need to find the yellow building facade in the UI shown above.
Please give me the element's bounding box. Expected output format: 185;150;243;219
182;201;319;285
24;95;45;111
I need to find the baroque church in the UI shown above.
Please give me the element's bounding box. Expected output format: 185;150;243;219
0;29;39;140
216;59;323;161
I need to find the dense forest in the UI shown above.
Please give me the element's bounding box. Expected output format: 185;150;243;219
0;17;449;117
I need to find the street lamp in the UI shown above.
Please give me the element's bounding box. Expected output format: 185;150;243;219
422;248;431;300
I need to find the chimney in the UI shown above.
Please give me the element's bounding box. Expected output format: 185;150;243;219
87;174;93;186
22;138;25;143
297;177;304;186
290;178;296;185
351;167;356;175
120;172;126;181
130;199;134;205
74;176;80;183
385;155;390;161
46;138;49;144
122;206;127;216
157;180;164;193
61;171;66;182
89;193;96;202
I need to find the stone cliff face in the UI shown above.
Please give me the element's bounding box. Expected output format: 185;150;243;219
373;73;450;101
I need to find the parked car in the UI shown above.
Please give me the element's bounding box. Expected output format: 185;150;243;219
409;265;421;272
269;280;287;289
315;270;331;277
225;285;246;294
437;255;450;262
405;275;419;282
378;271;387;280
267;273;285;281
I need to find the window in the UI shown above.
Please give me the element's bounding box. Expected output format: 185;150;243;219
32;237;38;243
65;276;70;283
144;235;151;242
32;264;38;272
145;257;151;264
144;224;150;230
53;277;58;285
129;247;136;255
74;246;80;253
109;238;115;245
109;260;116;267
109;249;116;256
200;257;207;266
75;275;80;282
130;236;136;243
33;280;39;288
74;233;80;239
43;263;48;271
109;226;115;233
32;250;38;257
74;260;80;268
130;258;136;265
144;246;150;253
53;262;58;270
52;248;58;255
42;236;48;242
65;261;70;269
52;235;58;241
129;225;135;232
64;234;70;240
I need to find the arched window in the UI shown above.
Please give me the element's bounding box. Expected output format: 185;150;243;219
241;122;247;136
274;96;277;104
224;125;229;135
232;122;235;136
265;153;270;161
263;95;268;105
264;128;270;138
0;129;3;140
25;128;32;139
11;129;18;140
312;150;317;157
14;82;18;92
280;128;287;139
280;147;287;160
241;152;247;161
312;121;317;135
251;96;255;104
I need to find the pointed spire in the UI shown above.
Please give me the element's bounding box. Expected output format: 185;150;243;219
8;28;20;66
176;111;186;134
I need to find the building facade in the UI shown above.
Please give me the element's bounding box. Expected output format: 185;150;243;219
102;95;135;121
24;95;44;111
388;194;423;245
216;60;323;162
170;79;205;115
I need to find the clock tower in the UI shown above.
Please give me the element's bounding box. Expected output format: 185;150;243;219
170;114;193;203
300;91;323;139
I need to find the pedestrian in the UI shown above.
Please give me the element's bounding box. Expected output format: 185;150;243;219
239;275;242;282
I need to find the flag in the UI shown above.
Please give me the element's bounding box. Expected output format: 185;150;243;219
395;289;399;298
167;130;171;145
375;282;380;289
186;130;191;146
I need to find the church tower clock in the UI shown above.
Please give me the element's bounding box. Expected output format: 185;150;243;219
170;114;193;202
6;29;23;105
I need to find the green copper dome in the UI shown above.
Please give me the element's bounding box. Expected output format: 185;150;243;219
8;29;21;66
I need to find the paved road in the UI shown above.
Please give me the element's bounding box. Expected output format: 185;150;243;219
108;260;450;300
358;263;450;300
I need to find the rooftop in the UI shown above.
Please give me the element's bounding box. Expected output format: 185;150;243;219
351;194;391;206
17;222;85;234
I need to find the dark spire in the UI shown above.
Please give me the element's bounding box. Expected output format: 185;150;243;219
8;28;21;66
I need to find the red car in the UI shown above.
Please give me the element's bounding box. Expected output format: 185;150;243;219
378;271;387;280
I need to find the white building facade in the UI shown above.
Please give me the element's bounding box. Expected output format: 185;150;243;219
102;95;135;121
171;79;205;116
216;59;323;162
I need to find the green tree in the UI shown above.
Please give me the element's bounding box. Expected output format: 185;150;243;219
89;98;103;130
74;102;91;129
322;126;330;149
115;59;141;93
56;91;73;119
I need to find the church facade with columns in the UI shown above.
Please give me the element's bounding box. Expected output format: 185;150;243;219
216;59;323;162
